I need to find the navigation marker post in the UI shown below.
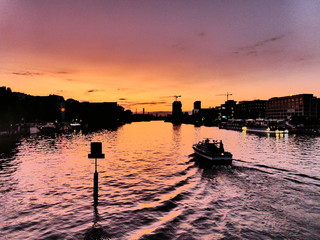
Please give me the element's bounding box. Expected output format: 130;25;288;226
88;142;105;206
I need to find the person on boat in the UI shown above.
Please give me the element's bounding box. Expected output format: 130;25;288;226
219;141;224;152
206;139;219;153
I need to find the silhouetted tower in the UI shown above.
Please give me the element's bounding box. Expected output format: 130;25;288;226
172;101;182;116
172;96;182;123
192;101;202;125
193;101;201;110
220;100;237;120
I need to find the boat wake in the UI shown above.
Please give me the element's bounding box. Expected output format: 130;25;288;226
233;159;320;188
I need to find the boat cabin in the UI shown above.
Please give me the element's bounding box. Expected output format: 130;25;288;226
203;139;224;153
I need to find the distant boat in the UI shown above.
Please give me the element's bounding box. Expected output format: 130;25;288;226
70;122;83;132
38;123;58;134
242;126;289;134
193;139;233;165
70;122;81;128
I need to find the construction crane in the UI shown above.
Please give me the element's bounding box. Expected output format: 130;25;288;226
216;92;233;101
173;95;181;101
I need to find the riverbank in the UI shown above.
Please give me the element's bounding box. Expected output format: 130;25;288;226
218;120;320;136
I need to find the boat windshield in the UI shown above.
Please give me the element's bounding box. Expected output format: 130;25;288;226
200;139;224;153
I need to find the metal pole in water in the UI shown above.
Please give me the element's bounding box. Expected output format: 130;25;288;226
88;142;105;206
93;163;98;206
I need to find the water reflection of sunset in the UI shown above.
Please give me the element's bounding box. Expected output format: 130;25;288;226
1;122;320;239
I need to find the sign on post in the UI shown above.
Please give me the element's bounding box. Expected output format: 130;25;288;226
88;142;105;206
88;142;105;159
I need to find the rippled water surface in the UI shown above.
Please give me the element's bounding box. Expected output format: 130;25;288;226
1;121;320;239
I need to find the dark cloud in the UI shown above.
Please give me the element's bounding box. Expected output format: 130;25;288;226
116;88;147;94
122;101;168;106
87;89;104;93
56;90;70;94
118;98;127;101
138;101;168;105
12;71;42;76
159;96;177;99
159;95;182;100
171;42;186;51
235;34;285;57
245;51;258;56
239;35;285;51
117;88;131;91
55;71;69;74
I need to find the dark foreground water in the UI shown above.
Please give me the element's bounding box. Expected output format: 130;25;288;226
1;121;319;239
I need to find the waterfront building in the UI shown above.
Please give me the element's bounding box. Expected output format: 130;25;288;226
191;101;218;125
200;108;218;125
219;100;237;120
193;101;201;114
80;102;122;128
192;101;201;125
172;101;182;116
265;94;318;120
236;100;267;119
24;94;65;123
172;100;183;123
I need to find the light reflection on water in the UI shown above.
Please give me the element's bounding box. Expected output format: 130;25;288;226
1;121;320;239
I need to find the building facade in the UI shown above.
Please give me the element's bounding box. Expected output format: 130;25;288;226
193;101;201;114
172;101;183;123
219;100;237;120
265;94;318;120
236;100;267;119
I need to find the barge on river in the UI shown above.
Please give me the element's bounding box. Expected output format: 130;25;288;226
193;139;233;165
242;126;289;134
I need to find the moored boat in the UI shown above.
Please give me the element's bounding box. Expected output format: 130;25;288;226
70;122;82;130
242;126;289;134
192;139;233;165
38;123;58;134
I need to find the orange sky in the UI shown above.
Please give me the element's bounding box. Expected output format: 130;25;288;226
1;1;320;112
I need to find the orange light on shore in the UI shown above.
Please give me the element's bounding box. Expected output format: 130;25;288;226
61;108;65;112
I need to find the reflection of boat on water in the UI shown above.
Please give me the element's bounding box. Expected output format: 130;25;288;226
242;126;289;134
192;139;233;165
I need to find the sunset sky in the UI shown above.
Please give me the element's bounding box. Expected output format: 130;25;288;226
1;0;320;112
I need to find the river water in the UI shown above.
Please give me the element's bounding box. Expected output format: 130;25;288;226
1;121;319;240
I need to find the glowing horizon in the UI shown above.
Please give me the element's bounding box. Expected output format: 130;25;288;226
1;1;320;112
